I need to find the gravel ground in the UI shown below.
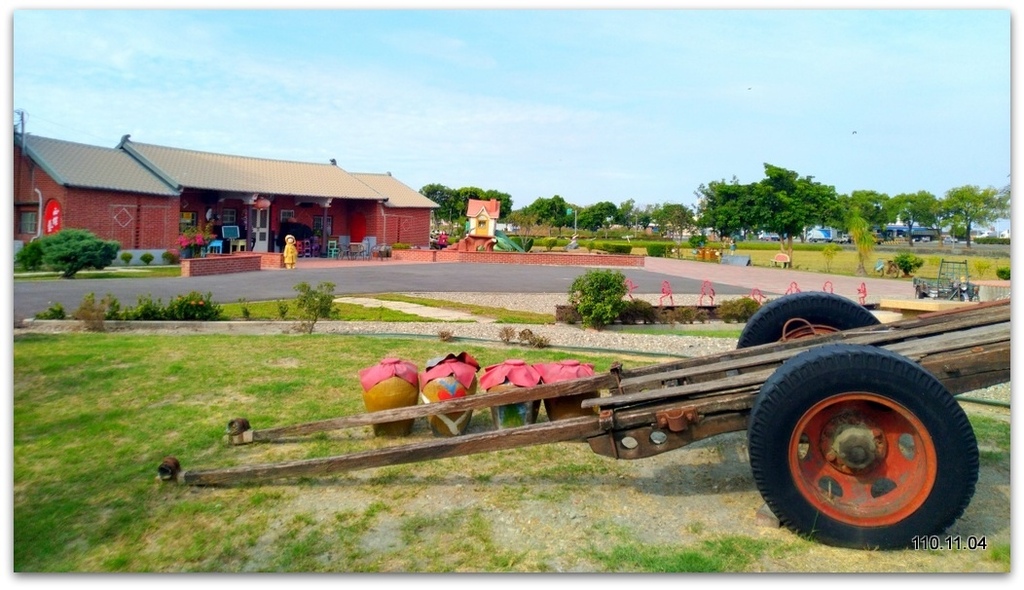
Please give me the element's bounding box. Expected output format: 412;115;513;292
18;291;1010;406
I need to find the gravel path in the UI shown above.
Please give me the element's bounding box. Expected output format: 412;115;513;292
18;291;1010;406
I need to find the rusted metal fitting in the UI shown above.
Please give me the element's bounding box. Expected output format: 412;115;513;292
227;417;251;435
598;409;615;431
227;417;254;445
157;456;181;481
656;408;698;432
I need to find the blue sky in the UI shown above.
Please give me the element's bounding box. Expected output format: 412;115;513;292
7;2;1014;230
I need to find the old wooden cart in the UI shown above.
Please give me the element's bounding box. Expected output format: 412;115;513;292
158;293;1010;550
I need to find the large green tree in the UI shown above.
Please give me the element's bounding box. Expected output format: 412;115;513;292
889;191;939;248
522;194;571;231
422;185;514;229
652;202;696;246
941;184;1010;248
696;177;751;243
837;190;893;232
577;201;619;232
747;164;839;259
420;183;460;225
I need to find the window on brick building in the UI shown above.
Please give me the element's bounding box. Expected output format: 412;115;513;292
279;209;295;223
313;216;333;236
179;212;197;233
220;209;236;224
19;211;37;235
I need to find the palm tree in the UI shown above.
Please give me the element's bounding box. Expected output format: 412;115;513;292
848;212;875;277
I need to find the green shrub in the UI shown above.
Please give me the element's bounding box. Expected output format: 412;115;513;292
277;301;290;320
717;297;762;323
38;229;120;278
996;267;1010;280
604;243;633;254
41;229;121;278
15;241;45;271
237;298;252;320
972;259;992;280
688;234;707;249
162;251;179;265
391;243;411;250
164;291;223;321
821;243;842;273
35;302;67;320
645;243;668;257
123;294;166;321
892;252;925;276
294;281;336;334
568;269;627;330
139;252;155;266
665;306;710;324
120;251;133;266
103;293;123;320
974;237;1010;245
618;299;658;324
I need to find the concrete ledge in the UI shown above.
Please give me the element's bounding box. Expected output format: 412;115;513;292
973;280;1010;302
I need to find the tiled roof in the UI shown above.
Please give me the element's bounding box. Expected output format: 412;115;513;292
467;198;501;218
17;134;180;196
121;138;384;200
351;172;439;209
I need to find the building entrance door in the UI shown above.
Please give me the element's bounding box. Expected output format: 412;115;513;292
251;207;270;252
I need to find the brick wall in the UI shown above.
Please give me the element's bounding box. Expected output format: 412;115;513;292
180;254;264;277
13;150;179;250
381;208;432;247
391;249;643;268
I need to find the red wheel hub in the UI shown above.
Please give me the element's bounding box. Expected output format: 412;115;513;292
788;393;937;526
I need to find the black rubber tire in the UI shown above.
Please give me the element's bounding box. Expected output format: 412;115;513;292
747;343;979;549
736;291;880;348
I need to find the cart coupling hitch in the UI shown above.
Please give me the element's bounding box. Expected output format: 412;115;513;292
656;408;699;432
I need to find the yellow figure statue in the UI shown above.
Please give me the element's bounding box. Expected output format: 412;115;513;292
283;234;298;269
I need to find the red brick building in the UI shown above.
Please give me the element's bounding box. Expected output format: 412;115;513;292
13;132;438;260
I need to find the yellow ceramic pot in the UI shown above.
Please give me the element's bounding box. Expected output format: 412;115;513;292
358;358;419;437
534;360;598;421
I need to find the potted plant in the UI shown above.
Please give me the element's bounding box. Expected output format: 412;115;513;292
177;226;215;258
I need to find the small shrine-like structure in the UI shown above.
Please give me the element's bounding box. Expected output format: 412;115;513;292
454;198;501;252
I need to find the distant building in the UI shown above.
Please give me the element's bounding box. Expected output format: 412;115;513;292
13;132;439;256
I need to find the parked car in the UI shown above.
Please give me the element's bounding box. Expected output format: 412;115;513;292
943;236;958;245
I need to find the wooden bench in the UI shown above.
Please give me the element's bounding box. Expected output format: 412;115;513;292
771;252;791;268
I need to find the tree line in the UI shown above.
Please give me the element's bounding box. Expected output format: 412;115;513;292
419;162;1010;250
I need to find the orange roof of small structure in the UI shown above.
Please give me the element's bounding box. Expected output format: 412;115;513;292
466;198;501;219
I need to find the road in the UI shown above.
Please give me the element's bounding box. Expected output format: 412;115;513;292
10;256;917;323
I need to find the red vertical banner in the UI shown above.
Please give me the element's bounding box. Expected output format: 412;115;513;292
43;199;62;235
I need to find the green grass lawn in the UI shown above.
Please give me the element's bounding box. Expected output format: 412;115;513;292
11;332;658;572
13;265;182;280
12;332;1009;572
